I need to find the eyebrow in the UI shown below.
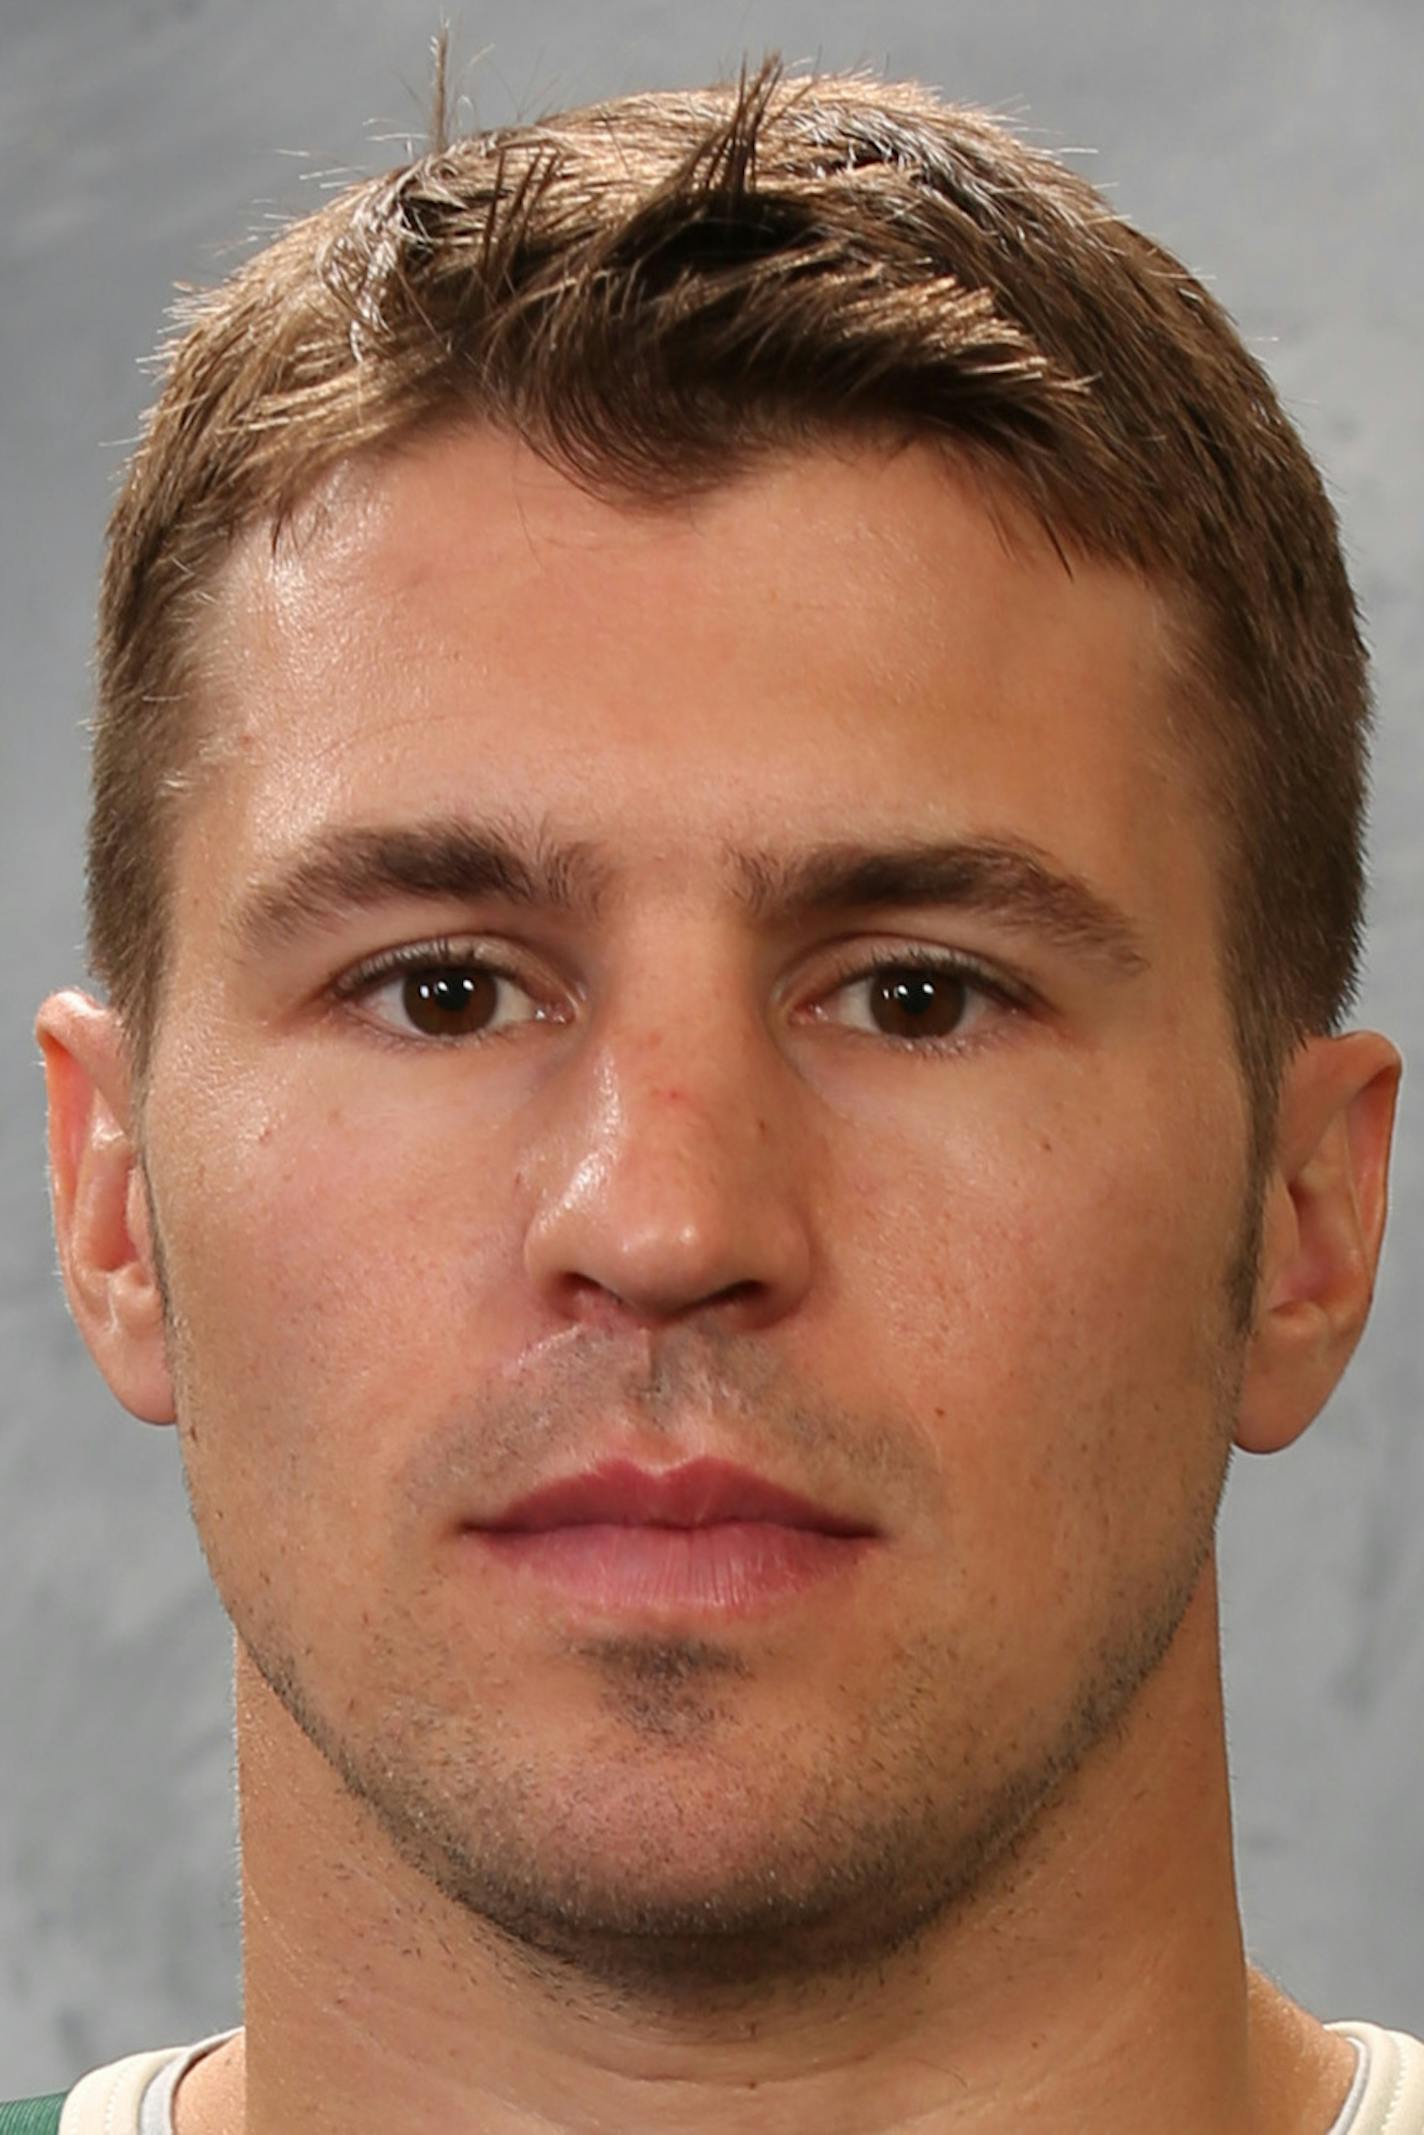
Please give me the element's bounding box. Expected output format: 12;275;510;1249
233;818;610;954
732;839;1149;974
232;816;1149;977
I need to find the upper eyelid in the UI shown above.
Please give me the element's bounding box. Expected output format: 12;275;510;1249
330;940;553;1045
327;935;1036;1016
332;935;538;996
333;934;1019;972
808;941;1033;1009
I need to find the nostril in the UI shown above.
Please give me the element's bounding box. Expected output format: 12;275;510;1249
554;1271;769;1331
709;1278;765;1311
558;1274;630;1325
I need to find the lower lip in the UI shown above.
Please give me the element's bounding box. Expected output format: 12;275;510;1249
469;1521;873;1616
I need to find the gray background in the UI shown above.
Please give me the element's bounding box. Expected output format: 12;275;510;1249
2;0;1420;2095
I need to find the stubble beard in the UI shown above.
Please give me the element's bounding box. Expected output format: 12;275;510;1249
238;1519;1224;2016
224;1394;1239;2018
154;1158;1255;2017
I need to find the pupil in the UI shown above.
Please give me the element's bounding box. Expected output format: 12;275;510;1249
402;968;494;1036
872;969;964;1039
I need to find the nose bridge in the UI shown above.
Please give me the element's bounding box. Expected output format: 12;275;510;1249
522;959;814;1328
613;974;767;1143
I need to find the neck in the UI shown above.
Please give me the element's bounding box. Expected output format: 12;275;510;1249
181;1567;1355;2135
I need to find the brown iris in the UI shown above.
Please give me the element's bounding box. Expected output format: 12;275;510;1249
401;967;498;1037
867;967;969;1040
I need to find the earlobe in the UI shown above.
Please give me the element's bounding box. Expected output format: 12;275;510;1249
35;989;176;1425
1235;1030;1401;1456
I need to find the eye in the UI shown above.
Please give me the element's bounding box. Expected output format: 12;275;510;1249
816;956;1013;1045
336;943;555;1042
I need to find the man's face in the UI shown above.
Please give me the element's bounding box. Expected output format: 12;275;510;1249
139;431;1252;1988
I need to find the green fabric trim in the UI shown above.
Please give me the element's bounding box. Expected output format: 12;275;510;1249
0;2098;67;2135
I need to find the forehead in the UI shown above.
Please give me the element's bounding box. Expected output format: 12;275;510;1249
190;427;1209;942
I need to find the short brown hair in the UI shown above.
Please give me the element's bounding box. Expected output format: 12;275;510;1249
92;60;1368;1128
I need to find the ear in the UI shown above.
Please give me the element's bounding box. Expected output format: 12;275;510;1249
1236;1030;1401;1455
35;990;175;1425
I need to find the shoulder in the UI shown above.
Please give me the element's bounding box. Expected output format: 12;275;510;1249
1329;2022;1424;2133
60;2047;188;2135
0;2050;174;2135
1;2042;208;2135
0;2100;68;2135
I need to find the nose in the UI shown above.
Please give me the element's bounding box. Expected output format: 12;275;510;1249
522;1007;816;1335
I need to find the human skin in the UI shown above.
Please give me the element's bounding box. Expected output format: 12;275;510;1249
40;432;1398;2132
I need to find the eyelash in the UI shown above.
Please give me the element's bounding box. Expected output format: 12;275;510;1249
330;936;1030;1051
330;936;550;1027
812;942;1029;1050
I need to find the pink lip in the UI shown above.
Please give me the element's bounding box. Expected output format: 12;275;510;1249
483;1458;875;1536
466;1458;878;1618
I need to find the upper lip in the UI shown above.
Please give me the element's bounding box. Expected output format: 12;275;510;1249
478;1458;877;1536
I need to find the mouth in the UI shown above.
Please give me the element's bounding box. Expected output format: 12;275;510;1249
464;1457;880;1618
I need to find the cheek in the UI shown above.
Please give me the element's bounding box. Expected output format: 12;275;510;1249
827;1115;1236;1708
151;1067;524;1503
826;1075;1239;1545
